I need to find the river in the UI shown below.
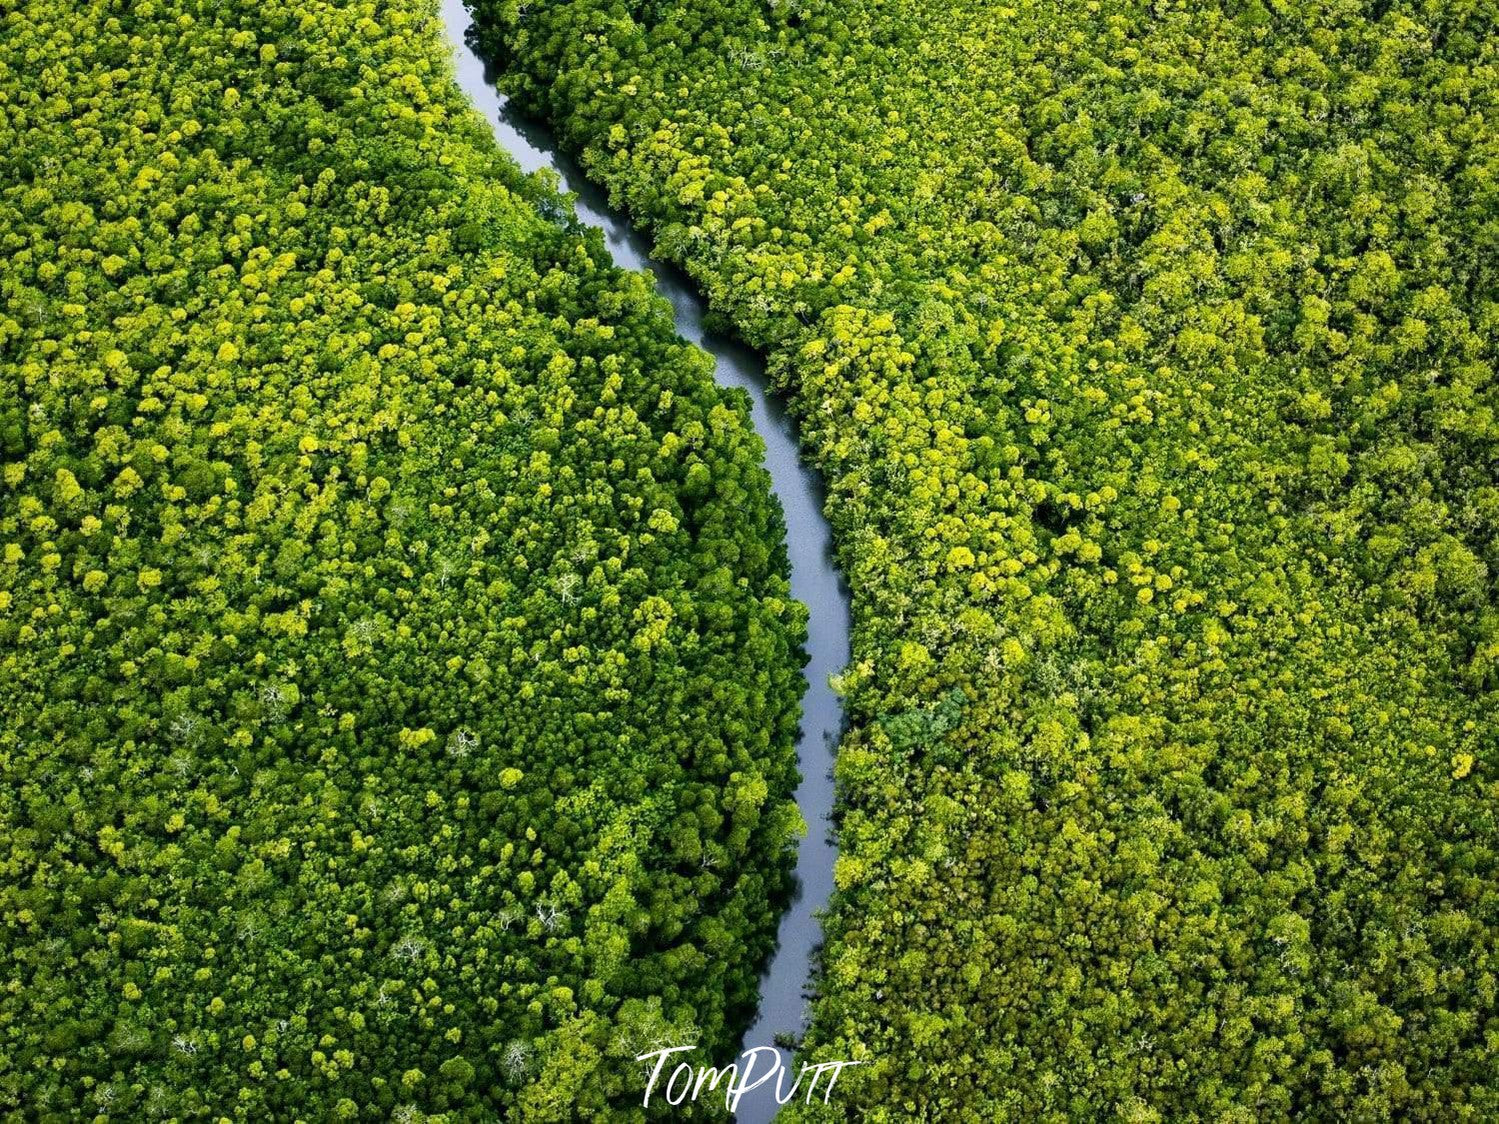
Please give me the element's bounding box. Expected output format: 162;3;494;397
438;3;850;1119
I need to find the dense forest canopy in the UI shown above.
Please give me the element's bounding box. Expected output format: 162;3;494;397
482;0;1499;1118
0;0;806;1118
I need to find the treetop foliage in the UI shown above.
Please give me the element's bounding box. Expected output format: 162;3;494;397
0;0;805;1118
483;0;1499;1117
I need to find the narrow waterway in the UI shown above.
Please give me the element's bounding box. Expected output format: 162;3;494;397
438;3;850;1119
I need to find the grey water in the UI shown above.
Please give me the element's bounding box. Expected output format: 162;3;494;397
438;3;850;1119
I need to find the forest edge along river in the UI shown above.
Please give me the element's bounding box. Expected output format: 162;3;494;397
439;3;852;1119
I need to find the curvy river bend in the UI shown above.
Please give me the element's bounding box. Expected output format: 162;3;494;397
439;3;852;1120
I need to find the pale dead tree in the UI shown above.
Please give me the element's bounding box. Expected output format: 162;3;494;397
496;906;521;932
555;572;579;606
237;917;265;944
169;713;203;746
502;1040;531;1080
168;753;194;780
1034;656;1064;697
392;1105;420;1124
536;903;563;932
447;727;479;760
392;934;425;962
259;683;288;719
172;1034;198;1056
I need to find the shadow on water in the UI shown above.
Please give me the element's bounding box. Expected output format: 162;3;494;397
438;2;851;1120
